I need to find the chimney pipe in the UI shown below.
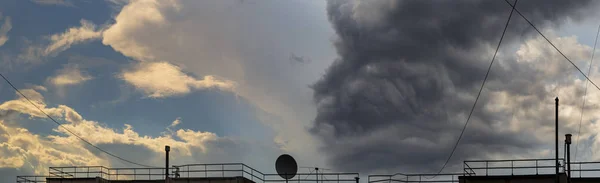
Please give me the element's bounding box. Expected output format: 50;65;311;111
165;145;170;179
566;134;572;182
555;97;559;183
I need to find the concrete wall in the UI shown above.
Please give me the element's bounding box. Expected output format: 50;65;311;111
459;174;568;183
46;176;254;183
170;176;254;183
108;180;164;183
47;177;108;183
571;178;600;183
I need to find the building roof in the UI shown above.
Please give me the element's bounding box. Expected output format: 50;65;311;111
17;163;359;183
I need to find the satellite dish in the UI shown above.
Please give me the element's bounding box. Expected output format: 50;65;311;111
276;154;298;180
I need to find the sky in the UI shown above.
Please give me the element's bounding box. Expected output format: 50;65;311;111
3;0;600;182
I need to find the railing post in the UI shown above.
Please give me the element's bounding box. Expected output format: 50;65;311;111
223;164;225;177
134;169;136;180
486;161;488;176
116;169;119;180
205;164;208;177
511;161;514;175
464;162;466;176
536;160;539;175
88;167;90;178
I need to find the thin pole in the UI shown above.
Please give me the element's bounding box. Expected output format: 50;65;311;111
567;142;571;181
166;145;170;180
556;97;559;183
316;168;319;183
486;162;488;176
566;134;572;183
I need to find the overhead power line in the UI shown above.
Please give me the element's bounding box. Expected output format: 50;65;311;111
303;169;315;180
575;24;600;161
503;0;600;92
0;73;158;168
430;0;519;176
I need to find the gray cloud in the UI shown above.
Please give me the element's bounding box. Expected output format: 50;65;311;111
99;0;336;166
2;168;33;183
290;53;311;64
311;0;597;174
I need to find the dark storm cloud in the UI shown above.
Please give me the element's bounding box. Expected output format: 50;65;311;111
311;0;595;174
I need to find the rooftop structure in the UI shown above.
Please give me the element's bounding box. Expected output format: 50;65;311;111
17;163;359;183
17;124;600;183
18;158;600;183
368;158;600;183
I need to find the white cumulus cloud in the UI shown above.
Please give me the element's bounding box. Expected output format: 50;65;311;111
170;117;181;127
48;65;93;86
98;0;336;166
0;89;64;118
120;62;236;98
16;0;338;169
18;19;103;62
44;19;103;56
101;0;174;62
0;87;280;177
0;16;12;47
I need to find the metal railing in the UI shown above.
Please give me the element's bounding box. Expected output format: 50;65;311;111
463;158;566;176
17;163;359;183
16;176;48;183
175;163;359;183
47;165;174;180
568;161;600;178
369;173;464;183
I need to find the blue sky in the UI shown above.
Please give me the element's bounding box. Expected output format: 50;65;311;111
3;0;600;182
0;0;336;181
0;0;268;139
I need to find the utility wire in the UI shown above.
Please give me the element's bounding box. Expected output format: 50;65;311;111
303;169;315;180
0;73;158;168
300;166;333;182
504;0;600;92
428;0;518;177
575;24;600;161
